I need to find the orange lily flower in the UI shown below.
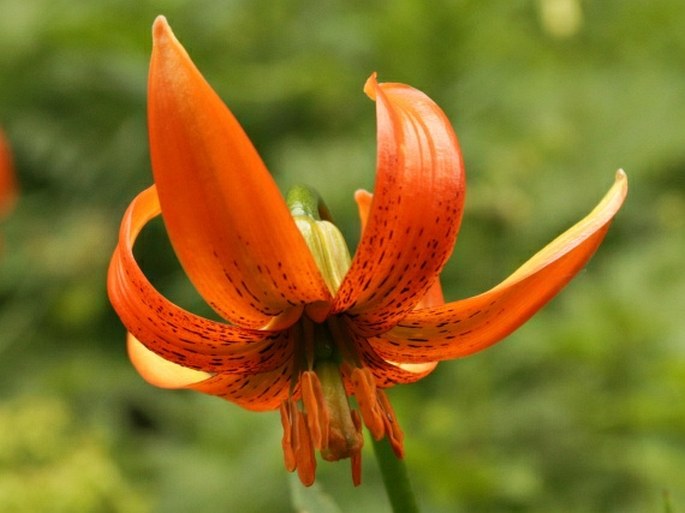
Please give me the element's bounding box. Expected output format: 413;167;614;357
0;128;18;220
107;16;627;487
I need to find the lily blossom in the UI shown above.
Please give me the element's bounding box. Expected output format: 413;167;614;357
107;16;627;487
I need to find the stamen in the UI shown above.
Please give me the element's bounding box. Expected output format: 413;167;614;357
327;318;360;365
295;410;316;486
301;318;316;370
350;409;363;487
300;370;330;450
377;390;405;458
291;399;301;455
279;400;296;471
349;366;385;439
350;451;362;487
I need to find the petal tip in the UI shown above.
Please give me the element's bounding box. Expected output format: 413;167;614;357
612;168;628;202
363;72;379;100
353;189;373;202
152;15;173;44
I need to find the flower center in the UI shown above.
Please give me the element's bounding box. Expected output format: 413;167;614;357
279;187;405;486
278;317;405;486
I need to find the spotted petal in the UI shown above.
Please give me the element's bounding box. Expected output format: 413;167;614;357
107;185;292;374
355;334;437;387
128;332;292;411
333;75;465;336
349;188;440;385
148;17;330;329
127;333;212;388
377;170;628;362
190;354;295;412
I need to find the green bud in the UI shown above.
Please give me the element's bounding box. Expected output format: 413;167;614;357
287;186;351;295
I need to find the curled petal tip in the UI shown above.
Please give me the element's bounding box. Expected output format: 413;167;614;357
363;73;378;100
354;188;373;201
608;168;628;209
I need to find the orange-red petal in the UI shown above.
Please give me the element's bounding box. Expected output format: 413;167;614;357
128;331;292;413
354;333;438;387
127;333;213;388
353;189;373;234
107;185;292;373
147;16;330;329
355;189;446;311
333;74;465;336
188;355;294;412
379;170;628;362
0;128;18;219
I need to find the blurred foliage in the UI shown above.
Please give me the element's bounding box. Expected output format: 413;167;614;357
0;0;684;512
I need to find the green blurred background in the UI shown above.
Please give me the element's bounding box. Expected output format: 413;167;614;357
1;0;683;511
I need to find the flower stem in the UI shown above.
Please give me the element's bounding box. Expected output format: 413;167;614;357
371;436;420;513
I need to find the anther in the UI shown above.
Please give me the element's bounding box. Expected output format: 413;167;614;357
377;390;404;458
350;366;385;439
279;400;296;472
295;410;316;486
350;409;363;487
300;370;330;450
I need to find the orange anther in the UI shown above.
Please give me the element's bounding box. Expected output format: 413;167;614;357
295;410;317;486
301;371;330;450
350;409;363;486
350;449;362;487
350;367;384;439
279;400;296;471
377;390;404;458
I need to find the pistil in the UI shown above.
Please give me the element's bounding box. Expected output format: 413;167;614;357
315;360;364;463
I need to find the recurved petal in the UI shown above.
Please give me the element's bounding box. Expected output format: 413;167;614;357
127;333;212;388
351;332;437;387
369;355;437;387
414;276;445;310
107;185;293;374
333;74;465;336
355;189;446;311
128;332;292;411
189;350;295;412
379;170;628;363
148;17;330;329
353;189;373;234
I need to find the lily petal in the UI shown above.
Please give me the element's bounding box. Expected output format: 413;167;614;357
147;16;330;329
353;189;373;234
107;185;293;373
127;333;212;388
352;333;437;387
189;355;295;412
334;74;465;336
128;331;291;411
414;277;445;310
379;170;628;363
355;188;446;312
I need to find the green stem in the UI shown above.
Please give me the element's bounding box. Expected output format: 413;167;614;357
371;436;420;513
